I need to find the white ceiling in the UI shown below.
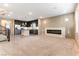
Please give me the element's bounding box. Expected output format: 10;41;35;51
0;3;76;21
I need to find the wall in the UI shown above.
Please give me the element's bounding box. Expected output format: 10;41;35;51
75;4;79;46
10;19;14;35
0;17;14;35
75;4;79;33
39;13;75;39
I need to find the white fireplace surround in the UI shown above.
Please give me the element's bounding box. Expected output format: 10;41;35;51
45;27;65;38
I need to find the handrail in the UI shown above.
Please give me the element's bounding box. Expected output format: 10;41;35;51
0;25;5;27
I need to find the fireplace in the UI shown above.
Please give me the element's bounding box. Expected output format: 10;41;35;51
45;27;65;37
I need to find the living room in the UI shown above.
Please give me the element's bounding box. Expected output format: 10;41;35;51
0;3;79;56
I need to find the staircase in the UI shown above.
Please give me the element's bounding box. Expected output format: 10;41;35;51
0;25;10;42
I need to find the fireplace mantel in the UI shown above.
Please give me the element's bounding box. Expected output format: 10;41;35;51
45;27;65;38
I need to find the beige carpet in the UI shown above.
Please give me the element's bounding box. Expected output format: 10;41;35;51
0;35;78;56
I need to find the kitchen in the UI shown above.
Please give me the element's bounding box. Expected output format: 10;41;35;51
14;19;38;36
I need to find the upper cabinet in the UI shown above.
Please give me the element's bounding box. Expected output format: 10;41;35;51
14;19;38;27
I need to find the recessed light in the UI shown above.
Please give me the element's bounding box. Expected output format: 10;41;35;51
9;12;13;14
28;12;32;15
39;16;43;19
4;4;9;7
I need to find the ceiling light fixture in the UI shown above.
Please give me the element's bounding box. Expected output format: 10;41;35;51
28;12;32;15
9;12;13;14
8;15;10;17
65;18;69;22
4;4;9;7
43;20;47;24
39;16;43;19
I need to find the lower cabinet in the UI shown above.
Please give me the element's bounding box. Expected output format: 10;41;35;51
14;28;21;35
29;29;38;35
21;30;29;36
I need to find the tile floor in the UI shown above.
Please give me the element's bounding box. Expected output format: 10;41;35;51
0;35;79;56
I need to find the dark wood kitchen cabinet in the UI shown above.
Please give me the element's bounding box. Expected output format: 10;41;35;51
29;29;38;35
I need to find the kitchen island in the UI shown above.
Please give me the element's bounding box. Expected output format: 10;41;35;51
21;27;38;36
